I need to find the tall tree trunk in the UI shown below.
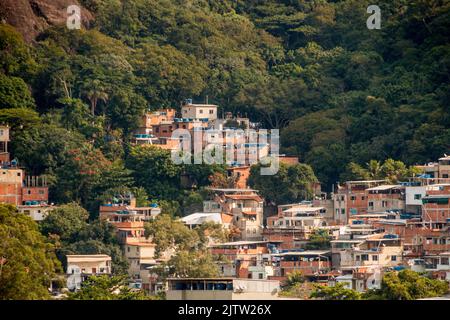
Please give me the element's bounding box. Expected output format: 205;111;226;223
90;99;96;116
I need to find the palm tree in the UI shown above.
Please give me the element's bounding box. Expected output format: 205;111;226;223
84;79;108;116
366;160;382;179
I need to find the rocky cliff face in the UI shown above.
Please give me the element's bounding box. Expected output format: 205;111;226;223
0;0;93;42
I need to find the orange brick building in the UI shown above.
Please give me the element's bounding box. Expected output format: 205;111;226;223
226;166;250;189
0;127;49;206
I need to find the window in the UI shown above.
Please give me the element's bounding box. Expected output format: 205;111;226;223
39;189;45;194
414;194;422;200
361;254;369;261
199;109;203;114
391;256;397;261
372;255;378;261
350;196;356;201
361;196;365;201
443;174;449;178
209;109;214;114
17;172;21;176
341;209;345;214
369;201;374;207
355;255;360;261
259;273;263;279
441;258;449;265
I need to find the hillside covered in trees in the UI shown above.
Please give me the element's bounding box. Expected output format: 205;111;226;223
1;0;449;201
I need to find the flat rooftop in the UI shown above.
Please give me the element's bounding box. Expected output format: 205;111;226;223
183;103;218;107
210;240;268;247
283;206;324;213
331;240;365;243
345;180;387;184
273;250;331;256
208;188;258;192
66;254;111;262
366;185;402;191
167;277;234;281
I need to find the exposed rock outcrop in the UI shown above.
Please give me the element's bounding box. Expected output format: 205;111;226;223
0;0;93;42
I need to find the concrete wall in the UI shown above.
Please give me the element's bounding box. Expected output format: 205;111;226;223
0;127;10;141
181;105;217;120
405;186;426;206
125;244;156;277
0;168;23;184
67;260;111;275
17;205;53;221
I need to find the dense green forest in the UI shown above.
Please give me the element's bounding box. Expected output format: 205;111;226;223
1;0;449;208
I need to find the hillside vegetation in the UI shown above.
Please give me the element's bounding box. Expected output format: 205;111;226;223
0;0;449;197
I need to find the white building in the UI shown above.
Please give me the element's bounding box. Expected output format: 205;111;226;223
181;101;218;121
405;185;426;214
66;254;112;291
124;242;157;280
180;212;222;228
17;204;56;221
425;252;450;281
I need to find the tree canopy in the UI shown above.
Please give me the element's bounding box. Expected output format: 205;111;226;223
67;275;150;300
0;204;61;300
364;270;449;300
248;162;318;205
